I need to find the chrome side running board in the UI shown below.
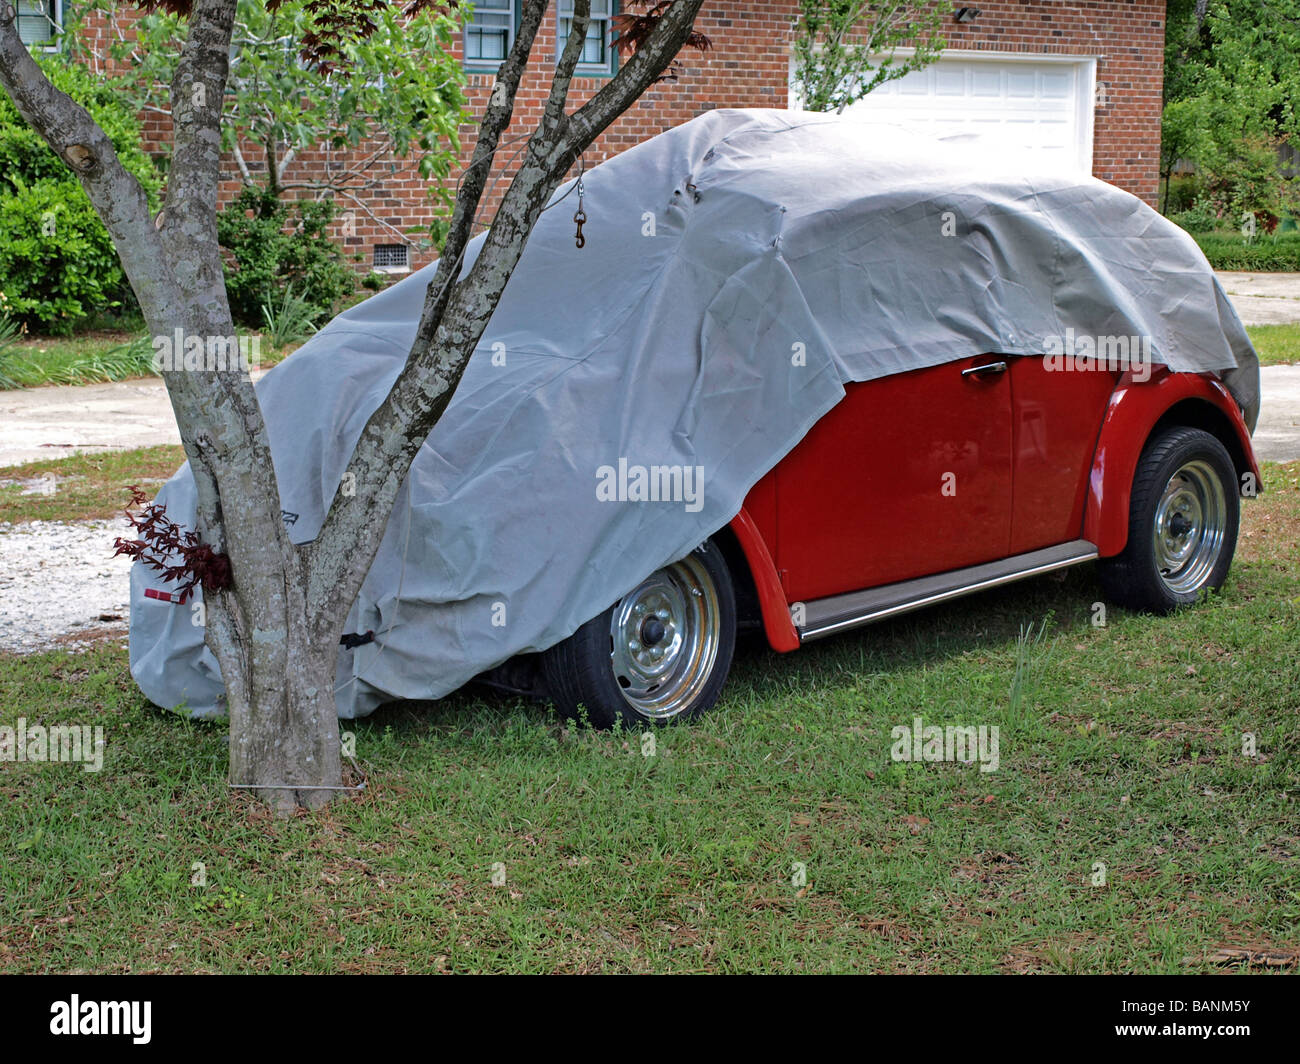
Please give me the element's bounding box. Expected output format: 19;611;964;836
797;539;1099;642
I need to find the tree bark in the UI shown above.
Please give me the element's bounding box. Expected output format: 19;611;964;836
0;0;705;813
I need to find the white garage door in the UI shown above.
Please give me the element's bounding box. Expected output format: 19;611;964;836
807;53;1096;174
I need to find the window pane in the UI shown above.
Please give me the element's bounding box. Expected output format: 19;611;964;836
466;1;514;64
582;25;605;66
466;24;509;61
558;4;611;70
18;1;54;45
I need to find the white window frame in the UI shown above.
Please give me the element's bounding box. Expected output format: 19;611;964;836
17;0;62;51
463;0;516;70
556;0;616;77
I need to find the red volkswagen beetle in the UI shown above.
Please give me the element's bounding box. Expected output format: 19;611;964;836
539;359;1260;727
128;110;1262;729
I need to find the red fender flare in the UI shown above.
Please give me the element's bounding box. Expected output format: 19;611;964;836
727;508;799;652
1083;369;1261;557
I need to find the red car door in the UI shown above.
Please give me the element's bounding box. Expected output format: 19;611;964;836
1008;356;1120;555
771;356;1014;604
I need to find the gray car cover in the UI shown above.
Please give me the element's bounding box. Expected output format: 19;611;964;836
128;108;1260;719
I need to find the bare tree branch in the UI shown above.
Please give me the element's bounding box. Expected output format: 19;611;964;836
231;139;255;185
546;0;592;133
307;0;706;606
404;0;550;359
165;0;237;278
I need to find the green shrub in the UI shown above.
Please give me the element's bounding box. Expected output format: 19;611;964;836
42;334;158;385
1169;197;1223;234
0;312;22;389
1195;136;1300;230
0;59;161;335
1186;230;1300;271
1163;174;1203;215
217;188;355;329
261;285;320;348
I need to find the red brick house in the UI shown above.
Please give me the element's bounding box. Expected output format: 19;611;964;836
66;1;1167;276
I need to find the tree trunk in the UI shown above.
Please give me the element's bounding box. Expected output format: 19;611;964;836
224;617;344;813
198;473;348;812
0;0;707;815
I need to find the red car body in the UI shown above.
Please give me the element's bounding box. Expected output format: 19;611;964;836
725;356;1260;654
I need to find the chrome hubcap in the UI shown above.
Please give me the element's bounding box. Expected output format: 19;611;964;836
1153;459;1227;595
609;554;720;720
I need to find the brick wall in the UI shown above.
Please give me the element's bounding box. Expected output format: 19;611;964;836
79;1;1167;274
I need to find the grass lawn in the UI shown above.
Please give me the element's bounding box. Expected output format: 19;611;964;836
0;333;295;389
0;445;187;523
1247;324;1300;366
0;331;141;388
2;462;1298;974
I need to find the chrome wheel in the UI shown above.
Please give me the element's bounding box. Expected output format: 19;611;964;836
608;553;721;720
1152;459;1227;595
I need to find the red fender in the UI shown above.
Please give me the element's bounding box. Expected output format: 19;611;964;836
727;507;799;652
1084;369;1261;557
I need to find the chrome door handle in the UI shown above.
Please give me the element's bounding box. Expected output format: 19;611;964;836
962;361;1008;377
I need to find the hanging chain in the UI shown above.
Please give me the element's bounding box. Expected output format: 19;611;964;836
573;173;587;250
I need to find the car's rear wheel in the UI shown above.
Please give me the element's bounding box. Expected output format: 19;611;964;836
542;540;736;728
1098;426;1240;613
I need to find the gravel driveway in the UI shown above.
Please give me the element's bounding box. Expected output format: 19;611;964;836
0;519;132;653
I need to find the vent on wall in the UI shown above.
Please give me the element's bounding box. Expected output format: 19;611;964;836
372;244;410;274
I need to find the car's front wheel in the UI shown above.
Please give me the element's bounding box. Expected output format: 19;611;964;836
542;540;736;728
1098;426;1240;613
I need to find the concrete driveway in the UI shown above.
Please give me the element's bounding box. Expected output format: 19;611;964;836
0;377;181;467
1253;366;1300;461
1215;271;1300;326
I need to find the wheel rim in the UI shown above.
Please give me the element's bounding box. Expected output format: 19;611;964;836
1152;459;1227;596
608;554;720;720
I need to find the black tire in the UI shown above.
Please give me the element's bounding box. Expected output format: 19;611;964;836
542;539;737;728
1097;426;1240;613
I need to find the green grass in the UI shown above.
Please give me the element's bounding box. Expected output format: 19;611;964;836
2;463;1298;974
0;445;187;524
0;331;149;389
0;331;296;390
1246;324;1300;366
